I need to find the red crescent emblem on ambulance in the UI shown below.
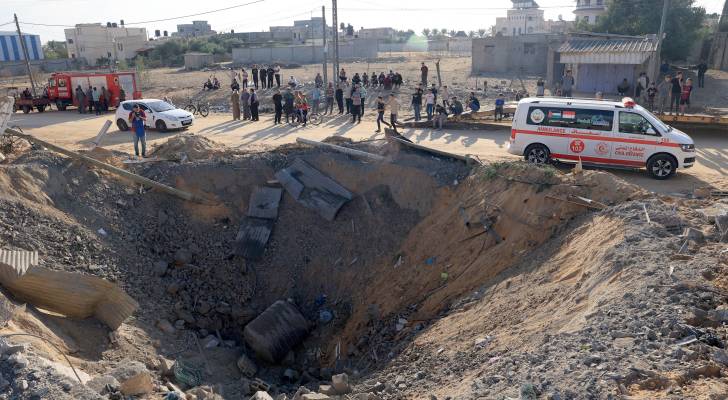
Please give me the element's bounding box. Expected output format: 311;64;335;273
570;139;585;154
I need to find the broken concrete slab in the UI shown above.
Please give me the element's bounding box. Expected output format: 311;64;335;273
275;159;353;221
0;250;38;278
244;300;310;363
0;250;138;330
301;394;331;400
331;373;352;394
234;217;275;260
110;361;154;396
237;353;258;378
251;391;274;400
248;186;283;220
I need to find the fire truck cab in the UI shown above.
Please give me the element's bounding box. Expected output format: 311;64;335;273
47;71;141;111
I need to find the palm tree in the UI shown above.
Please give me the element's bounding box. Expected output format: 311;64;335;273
422;28;431;38
431;28;439;36
477;28;486;37
468;30;476;38
449;30;456;37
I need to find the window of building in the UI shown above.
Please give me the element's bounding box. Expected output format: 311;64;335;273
67;39;74;44
595;15;600;23
597;0;603;5
527;107;615;132
584;16;589;23
118;43;123;51
524;43;536;54
618;112;659;135
518;27;522;35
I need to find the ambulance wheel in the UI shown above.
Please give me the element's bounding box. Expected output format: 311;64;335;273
22;105;31;114
36;105;46;113
156;120;168;132
117;119;129;131
647;154;676;180
524;144;550;164
56;102;67;111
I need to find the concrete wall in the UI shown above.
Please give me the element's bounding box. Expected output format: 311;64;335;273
472;35;554;75
428;38;472;54
710;32;728;71
232;39;378;64
184;53;215;70
0;59;76;77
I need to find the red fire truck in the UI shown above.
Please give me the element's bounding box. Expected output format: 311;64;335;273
46;71;142;111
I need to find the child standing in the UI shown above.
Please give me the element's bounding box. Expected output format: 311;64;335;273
679;78;693;116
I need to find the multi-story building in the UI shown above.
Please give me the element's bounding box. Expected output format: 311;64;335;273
494;1;572;36
174;21;215;38
64;23;147;65
574;0;609;25
0;31;44;62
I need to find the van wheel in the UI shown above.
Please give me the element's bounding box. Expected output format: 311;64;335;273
117;119;129;131
22;105;31;114
524;144;550;164
156;120;168;132
647;154;676;180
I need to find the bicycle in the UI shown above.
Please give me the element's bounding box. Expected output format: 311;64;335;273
183;98;210;118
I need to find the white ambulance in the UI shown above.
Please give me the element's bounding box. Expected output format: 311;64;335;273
508;97;696;179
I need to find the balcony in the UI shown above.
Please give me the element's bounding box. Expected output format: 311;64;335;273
575;0;607;10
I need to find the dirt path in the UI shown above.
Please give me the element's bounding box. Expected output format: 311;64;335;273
8;110;728;194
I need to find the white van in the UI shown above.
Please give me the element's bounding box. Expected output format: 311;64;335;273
508;97;696;179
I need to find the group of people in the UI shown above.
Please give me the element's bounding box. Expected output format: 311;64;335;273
74;85;123;115
230;88;260;121
338;68;404;91
237;64;282;90
203;76;221;91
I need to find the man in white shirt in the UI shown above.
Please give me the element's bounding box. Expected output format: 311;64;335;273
387;94;400;133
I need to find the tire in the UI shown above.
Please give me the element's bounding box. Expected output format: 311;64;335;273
156;120;168;132
117;119;129;131
309;113;322;125
36;105;45;113
524;144;550;164
198;105;209;118
184;104;196;114
22;105;31;114
56;102;67;111
647;154;677;180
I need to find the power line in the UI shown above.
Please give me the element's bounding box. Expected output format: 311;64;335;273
0;21;14;27
124;0;266;25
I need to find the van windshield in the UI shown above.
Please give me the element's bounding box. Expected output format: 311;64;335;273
147;101;176;112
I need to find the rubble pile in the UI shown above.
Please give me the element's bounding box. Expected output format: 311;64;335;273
0;136;727;398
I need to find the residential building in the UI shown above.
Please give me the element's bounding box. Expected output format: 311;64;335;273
0;31;44;62
64;23;147;65
357;27;397;40
494;0;546;36
174;21;215;38
574;0;609;25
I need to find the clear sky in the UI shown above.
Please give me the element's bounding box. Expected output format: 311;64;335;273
1;0;725;42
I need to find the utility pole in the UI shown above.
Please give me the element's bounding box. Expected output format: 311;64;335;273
650;0;670;80
322;6;328;86
14;14;37;97
332;0;339;83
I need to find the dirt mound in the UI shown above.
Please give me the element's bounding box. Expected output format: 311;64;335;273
149;133;228;161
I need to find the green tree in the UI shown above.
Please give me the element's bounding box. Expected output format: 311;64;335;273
591;0;707;60
43;41;68;59
422;28;431;38
720;0;728;32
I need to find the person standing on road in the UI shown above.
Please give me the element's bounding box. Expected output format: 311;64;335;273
617;79;630;97
411;87;423;121
231;90;241;121
75;85;86;113
250;89;260;121
344;83;353;115
696;61;708;88
433;103;447;130
421;62;428;87
646;82;657;112
657;75;671;115
339;68;347;83
92;87;101;115
351;86;362;123
561;70;574;97
252;65;259;89
315;73;323;88
241;89;251;120
669;72;683;115
273;89;283;125
311;85;321;114
325;82;335;115
387;94;400;133
241;69;249;90
495;93;505;122
260;66;267;90
441;85;450;108
359;85;367;116
660;60;670;79
267;65;275;89
636;72;649;100
284;88;295;123
425;89;435;121
128;104;147;158
118;88;126;106
536;78;545;97
86;86;94;114
274;64;281;88
375;96;389;133
335;83;344;114
680;78;693;116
